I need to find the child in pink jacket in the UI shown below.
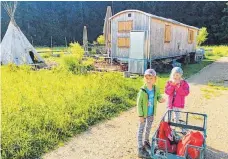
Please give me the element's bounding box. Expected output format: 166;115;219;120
165;67;190;123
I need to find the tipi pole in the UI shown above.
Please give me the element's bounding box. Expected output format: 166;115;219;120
51;36;53;55
31;36;33;45
65;37;68;52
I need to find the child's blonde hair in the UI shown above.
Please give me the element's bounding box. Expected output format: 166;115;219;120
169;67;183;82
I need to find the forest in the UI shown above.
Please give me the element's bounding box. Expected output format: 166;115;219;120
1;1;228;46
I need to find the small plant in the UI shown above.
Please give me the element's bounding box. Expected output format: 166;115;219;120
63;55;87;74
68;42;84;63
96;35;105;45
90;48;97;55
83;58;95;71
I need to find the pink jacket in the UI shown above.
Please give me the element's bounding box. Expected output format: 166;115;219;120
165;80;190;109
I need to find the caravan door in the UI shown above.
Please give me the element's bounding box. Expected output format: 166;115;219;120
128;31;146;74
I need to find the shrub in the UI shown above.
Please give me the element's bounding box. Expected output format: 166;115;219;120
197;27;209;46
68;42;84;63
96;35;105;45
63;55;87;74
83;58;95;71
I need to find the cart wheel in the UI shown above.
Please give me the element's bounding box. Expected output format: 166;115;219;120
202;150;207;159
186;154;193;159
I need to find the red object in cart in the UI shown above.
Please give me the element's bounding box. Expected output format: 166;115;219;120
157;122;177;153
177;131;204;159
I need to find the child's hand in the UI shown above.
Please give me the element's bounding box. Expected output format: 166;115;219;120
139;117;145;123
171;80;180;85
159;98;165;103
174;79;181;84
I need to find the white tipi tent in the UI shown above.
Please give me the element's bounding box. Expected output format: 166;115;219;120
0;2;44;65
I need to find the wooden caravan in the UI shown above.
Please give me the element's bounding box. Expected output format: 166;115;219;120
109;10;199;74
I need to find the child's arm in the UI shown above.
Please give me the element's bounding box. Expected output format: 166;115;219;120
156;86;165;103
137;91;144;117
177;81;190;96
165;81;175;95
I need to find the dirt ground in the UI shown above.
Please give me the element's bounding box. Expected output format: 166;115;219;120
44;57;228;159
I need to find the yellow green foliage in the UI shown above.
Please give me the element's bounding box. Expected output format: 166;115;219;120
97;35;105;45
197;27;208;46
202;45;228;57
1;65;141;159
68;42;84;62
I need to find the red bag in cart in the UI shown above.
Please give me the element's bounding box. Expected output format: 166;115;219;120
157;122;177;153
177;131;204;159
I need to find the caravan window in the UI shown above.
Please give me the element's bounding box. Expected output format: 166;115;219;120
188;29;194;44
118;21;133;33
118;37;130;48
164;25;171;43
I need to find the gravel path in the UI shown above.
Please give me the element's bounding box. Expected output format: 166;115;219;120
44;57;228;159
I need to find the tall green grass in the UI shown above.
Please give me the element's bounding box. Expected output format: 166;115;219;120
201;45;228;57
1;65;142;159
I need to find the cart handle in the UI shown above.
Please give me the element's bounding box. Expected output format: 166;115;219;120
167;110;207;131
168;110;207;117
169;122;204;131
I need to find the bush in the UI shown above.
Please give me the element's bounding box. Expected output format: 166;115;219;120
96;35;105;45
197;27;209;46
83;58;95;71
63;55;87;74
68;42;84;63
90;48;97;55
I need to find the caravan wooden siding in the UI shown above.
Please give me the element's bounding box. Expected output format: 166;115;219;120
111;11;151;59
150;17;198;59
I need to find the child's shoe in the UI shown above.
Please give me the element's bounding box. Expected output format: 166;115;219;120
138;147;151;158
143;140;151;151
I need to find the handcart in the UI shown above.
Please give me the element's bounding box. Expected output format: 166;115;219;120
151;110;207;159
